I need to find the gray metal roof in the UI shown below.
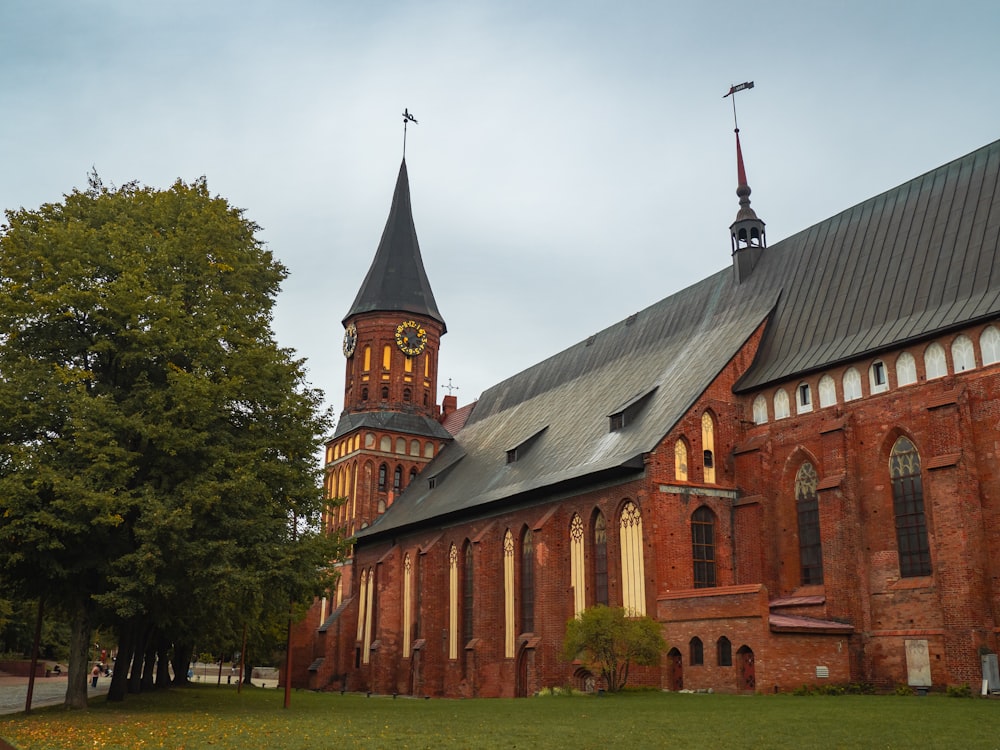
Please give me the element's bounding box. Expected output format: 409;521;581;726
358;269;778;539
735;138;1000;390
332;410;453;441
343;159;446;330
357;138;1000;541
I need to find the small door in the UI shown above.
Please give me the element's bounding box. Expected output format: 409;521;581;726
666;648;683;690
515;648;529;697
737;646;755;691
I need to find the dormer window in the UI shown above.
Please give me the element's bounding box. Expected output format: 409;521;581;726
506;426;547;462
609;413;624;431
608;387;657;433
506;448;518;464
428;476;437;489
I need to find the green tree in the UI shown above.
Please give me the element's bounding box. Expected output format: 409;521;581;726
562;605;666;692
0;175;344;708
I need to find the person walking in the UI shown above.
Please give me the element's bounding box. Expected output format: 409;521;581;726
90;664;100;689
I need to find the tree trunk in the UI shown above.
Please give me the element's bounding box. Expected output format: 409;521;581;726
107;621;135;702
127;622;149;694
140;627;157;691
155;634;171;689
64;599;91;710
172;642;193;686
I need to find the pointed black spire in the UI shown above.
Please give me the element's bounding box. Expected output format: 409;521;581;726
344;159;446;330
730;129;767;283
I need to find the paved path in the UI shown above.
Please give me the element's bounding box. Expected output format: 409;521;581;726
0;672;109;715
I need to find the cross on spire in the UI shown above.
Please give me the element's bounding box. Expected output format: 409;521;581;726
442;378;460;396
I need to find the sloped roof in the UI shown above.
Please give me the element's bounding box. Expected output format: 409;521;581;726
736;139;1000;390
332;410;453;441
343;159;446;330
357;138;1000;541
358;269;778;539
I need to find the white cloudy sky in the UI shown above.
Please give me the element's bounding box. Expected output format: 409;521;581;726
2;0;998;426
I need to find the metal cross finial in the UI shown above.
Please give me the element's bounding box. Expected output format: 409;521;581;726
723;81;754;132
402;108;418;157
442;378;459;396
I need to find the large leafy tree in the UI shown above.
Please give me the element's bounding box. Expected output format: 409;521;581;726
562;605;666;692
0;175;343;708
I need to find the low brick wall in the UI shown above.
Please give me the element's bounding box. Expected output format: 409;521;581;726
0;660;47;677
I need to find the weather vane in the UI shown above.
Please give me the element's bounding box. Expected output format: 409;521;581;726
442;377;459;396
723;81;754;132
402;108;418;157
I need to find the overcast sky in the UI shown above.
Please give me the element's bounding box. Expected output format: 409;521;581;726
2;1;998;428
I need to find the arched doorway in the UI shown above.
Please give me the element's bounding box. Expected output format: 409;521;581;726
515;647;529;697
737;645;755;691
666;648;683;690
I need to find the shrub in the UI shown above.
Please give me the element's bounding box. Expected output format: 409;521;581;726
946;683;972;698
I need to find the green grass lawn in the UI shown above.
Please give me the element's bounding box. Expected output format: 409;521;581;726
1;686;997;750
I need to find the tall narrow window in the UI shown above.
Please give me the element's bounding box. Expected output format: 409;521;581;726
952;335;975;371
521;529;535;633
796;383;812;413
504;530;515;657
463;542;474;646
774;389;790;419
818;375;837;408
356;568;369;642
593;512;609;606
363;346;371;372
403;554;412;658
689;636;704;666
378;463;387;492
701;413;716;484
752;395;768;424
393;465;402;493
382;344;392;370
619;502;646;615
691;506;717;588
896;352;917;386
890;437;932;577
795;462;823;585
843;368;862;401
981;326;1000;365
362;568;375;664
415;553;423;641
717;636;732;667
448;544;459;659
674;440;688;481
924;343;947;379
570;515;586;617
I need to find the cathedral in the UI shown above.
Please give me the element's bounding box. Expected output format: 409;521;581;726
289;132;1000;696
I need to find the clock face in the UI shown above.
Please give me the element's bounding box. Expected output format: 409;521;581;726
342;323;358;358
395;320;427;356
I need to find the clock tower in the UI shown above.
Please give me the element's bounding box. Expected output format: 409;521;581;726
324;159;452;547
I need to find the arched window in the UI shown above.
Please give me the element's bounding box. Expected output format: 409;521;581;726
403;388;412;402
380;385;389;400
361;386;369;401
752;395;768;424
896;352;917;386
795;463;823;585
570;514;586;617
363;346;371;372
869;360;888;393
593;512;609;606
980;326;1000;365
463;542;474;647
362;568;375;664
503;530;515;657
717;636;732;667
410;439;420;456
382;344;392;370
619;502;646;615
773;389;790;419
403;554;413;657
818;375;837;408
701;413;716;483
925;342;947;379
380;435;391;452
890;437;932;577
689;636;704;666
448;544;459;659
952;335;975;372
378;463;387;491
674;439;688;481
843;368;862;401
396;437;406;454
796;383;812;413
408;467;417;486
393;465;402;493
691;506;716;589
521;529;535;632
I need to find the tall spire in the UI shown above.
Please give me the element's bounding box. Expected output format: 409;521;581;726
730;128;766;282
344;159;446;330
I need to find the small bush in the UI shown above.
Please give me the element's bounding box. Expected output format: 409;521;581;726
791;684;815;696
845;682;876;695
894;684;912;696
946;683;972;698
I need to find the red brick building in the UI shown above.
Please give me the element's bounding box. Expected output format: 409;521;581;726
291;136;1000;695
